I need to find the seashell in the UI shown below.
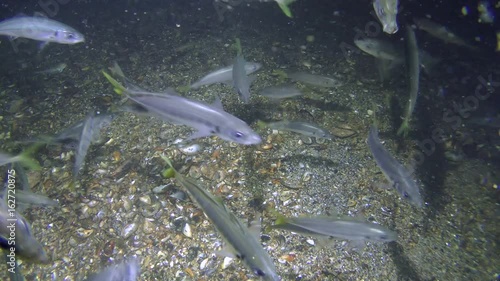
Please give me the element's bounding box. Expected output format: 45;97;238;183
302;171;312;182
122;197;133;211
121;223;138;239
183;223;192;238
179;144;201;155
222;257;233;269
143;219;155;234
76;228;93;238
139;195;151;205
200;258;209;270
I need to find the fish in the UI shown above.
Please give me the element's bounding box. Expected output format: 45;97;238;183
232;54;252;103
73;113;112;181
367;126;424;207
103;71;262;145
0;151;40;171
259;84;302;100
354;38;440;75
272;215;397;242
397;25;420;136
373;0;399;34
15;190;58;208
413;17;476;50
262;120;333;140
286;71;340;88
162;156;279;281
35;62;67;74
190;62;261;89
354;38;403;62
83;258;140;281
0;16;84;44
0;184;49;264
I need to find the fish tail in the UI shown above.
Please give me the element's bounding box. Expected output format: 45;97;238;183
256;120;268;129
370;101;379;128
397;118;410;137
276;0;295;18
234;38;242;56
15;144;42;170
102;70;126;95
273;213;289;226
160;154;177;174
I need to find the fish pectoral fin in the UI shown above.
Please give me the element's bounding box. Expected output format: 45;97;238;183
373;181;392;190
216;243;238;258
211;96;224;110
187;129;213;140
38;41;49;51
248;215;262;241
346;240;366;252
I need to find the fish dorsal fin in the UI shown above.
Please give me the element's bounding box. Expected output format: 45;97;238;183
211;96;224;110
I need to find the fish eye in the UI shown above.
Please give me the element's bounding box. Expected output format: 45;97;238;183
234;131;244;138
253;268;266;276
67;33;75;39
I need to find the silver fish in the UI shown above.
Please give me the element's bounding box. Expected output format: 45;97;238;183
0;189;48;263
83;258;140;281
123;89;261;145
0;152;23;167
191;62;261;89
232;54;252;103
367;126;423;207
266;120;332;140
397;25;420;136
0;16;84;44
15;190;58;208
354;38;440;75
35;62;67;74
286;71;340;88
73;113;112;181
373;0;399;34
0;151;39;170
259;84;302;100
413;17;476;50
354;38;403;61
272;215;397;242
162;157;279;280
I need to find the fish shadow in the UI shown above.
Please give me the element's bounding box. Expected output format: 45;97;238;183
387;242;423;281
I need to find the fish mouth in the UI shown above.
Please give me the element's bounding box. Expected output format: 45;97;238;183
247;134;262;145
